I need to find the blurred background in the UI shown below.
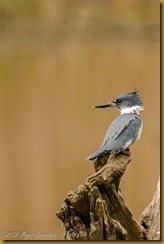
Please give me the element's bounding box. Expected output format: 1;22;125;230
0;0;160;241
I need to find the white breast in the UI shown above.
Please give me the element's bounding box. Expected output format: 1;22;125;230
137;121;143;140
123;139;134;149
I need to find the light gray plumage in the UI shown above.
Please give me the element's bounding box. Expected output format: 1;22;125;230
87;90;143;160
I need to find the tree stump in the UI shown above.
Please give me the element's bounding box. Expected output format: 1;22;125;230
56;149;149;240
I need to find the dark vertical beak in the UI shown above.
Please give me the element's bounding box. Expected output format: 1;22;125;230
93;101;116;108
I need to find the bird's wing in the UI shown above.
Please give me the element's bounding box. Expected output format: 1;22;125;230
100;114;142;151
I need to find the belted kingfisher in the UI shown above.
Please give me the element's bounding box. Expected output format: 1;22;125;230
87;90;144;161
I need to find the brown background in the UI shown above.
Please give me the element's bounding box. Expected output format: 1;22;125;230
0;0;160;240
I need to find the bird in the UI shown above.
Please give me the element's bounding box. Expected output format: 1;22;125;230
87;89;144;161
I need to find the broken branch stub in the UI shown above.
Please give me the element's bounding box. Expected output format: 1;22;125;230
139;176;160;240
56;151;147;240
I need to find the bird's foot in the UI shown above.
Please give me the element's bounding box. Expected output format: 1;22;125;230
112;148;131;157
121;148;131;156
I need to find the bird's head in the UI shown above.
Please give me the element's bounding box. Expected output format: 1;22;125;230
93;89;144;114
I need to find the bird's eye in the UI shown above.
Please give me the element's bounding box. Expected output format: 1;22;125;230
116;99;122;103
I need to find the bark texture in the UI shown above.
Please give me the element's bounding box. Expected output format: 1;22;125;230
56;150;148;240
139;176;160;240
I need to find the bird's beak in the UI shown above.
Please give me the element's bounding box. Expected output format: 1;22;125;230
93;101;116;108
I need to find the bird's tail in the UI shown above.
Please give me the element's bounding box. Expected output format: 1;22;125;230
87;150;101;161
87;149;108;161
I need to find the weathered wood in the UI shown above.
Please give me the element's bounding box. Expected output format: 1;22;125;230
139;176;160;240
56;150;147;240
